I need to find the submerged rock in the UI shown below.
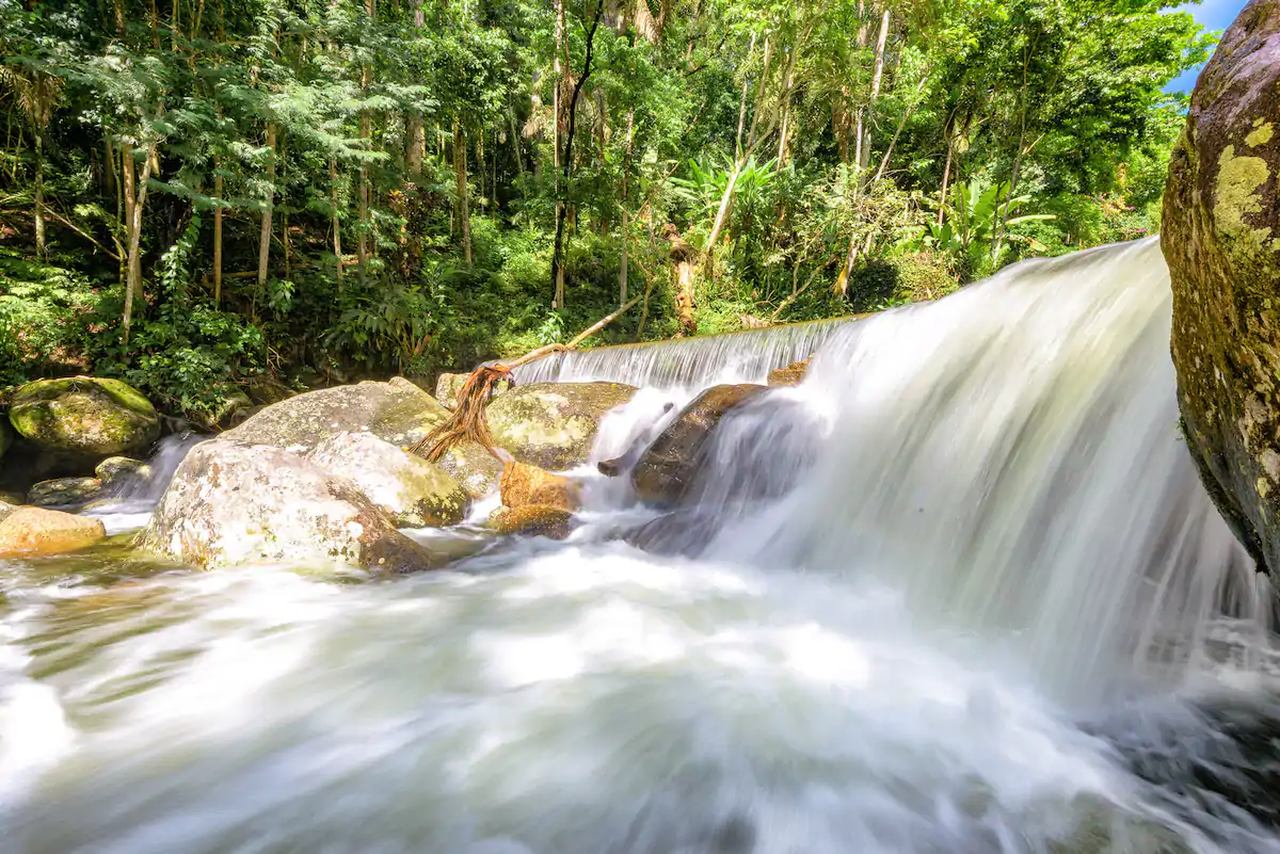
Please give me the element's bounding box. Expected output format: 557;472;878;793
0;506;106;557
489;504;576;540
27;476;103;508
631;384;768;504
500;461;580;511
140;439;439;572
767;358;810;387
1164;0;1280;571
306;431;470;527
9;376;160;458
486;381;637;470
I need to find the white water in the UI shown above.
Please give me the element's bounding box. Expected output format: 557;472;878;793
3;239;1280;852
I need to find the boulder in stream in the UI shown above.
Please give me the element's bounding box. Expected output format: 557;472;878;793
95;456;152;488
486;381;637;470
489;504;576;540
767;358;811;387
435;371;510;410
1164;0;1280;571
9;376;160;459
631;383;769;504
500;461;580;511
221;377;501;498
27;476;103;508
0;506;106;557
140;439;439;572
305;431;470;527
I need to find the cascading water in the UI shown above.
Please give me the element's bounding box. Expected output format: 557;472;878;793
3;238;1280;852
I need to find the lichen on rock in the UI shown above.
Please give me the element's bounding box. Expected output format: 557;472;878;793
486;381;637;470
1163;0;1280;572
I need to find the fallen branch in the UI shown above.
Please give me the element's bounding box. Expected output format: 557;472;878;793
411;295;640;462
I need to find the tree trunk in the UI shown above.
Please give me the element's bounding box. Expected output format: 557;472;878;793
453;118;472;268
937;125;954;226
257;122;276;297
330;156;344;285
665;224;697;336
859;7;891;176
213;165;223;304
734;32;757;159
122;142;155;344
33;131;45;258
406;114;424;176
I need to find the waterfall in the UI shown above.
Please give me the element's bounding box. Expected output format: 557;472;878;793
513;317;848;388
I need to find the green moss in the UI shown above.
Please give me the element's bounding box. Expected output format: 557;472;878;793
9;376;160;454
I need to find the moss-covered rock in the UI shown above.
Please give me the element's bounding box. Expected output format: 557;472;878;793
219;377;499;497
486;381;637;470
1163;0;1280;571
95;456;151;488
0;506;106;557
767;358;810;387
488;504;576;540
140;439;440;572
27;476;103;508
306;431;470;527
631;383;768;505
9;376;160;457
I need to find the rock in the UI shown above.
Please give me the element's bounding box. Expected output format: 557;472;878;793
9;376;160;458
632;384;769;504
500;461;580;511
489;505;576;540
243;375;297;406
0;507;106;557
27;476;103;508
435;440;505;499
626;510;722;557
0;500;16;521
95;456;151;488
139;439;439;572
486;381;637;470
0;417;11;462
435;371;510;410
1163;0;1280;572
222;377;449;452
767;358;810;387
305;431;470;527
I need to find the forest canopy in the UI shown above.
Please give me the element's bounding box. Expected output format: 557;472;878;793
0;0;1211;420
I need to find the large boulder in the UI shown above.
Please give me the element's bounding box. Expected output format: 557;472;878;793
139;439;439;572
9;376;160;458
631;384;768;505
305;431;470;527
1164;0;1280;571
221;377;501;498
435;371;510;410
486;381;637;470
0;507;106;557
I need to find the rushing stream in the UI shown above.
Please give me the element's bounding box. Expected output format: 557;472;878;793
4;238;1280;852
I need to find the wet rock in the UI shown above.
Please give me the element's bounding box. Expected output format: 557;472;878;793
435;440;505;500
489;504;576;540
486;381;637;470
306;431;470;527
0;500;16;521
631;384;769;504
27;476;103;508
95;456;151;488
9;376;160;458
500;461;580;511
435;371;510;410
625;510;721;557
767;358;810;387
1163;0;1280;572
0;417;11;463
0;506;106;557
140;439;439;572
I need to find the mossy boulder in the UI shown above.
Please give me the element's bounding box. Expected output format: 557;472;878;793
0;506;106;557
9;376;160;457
306;431;470;527
220;377;500;497
631;383;768;505
1163;0;1280;571
486;381;637;470
27;476;103;508
140;439;440;572
95;456;151;488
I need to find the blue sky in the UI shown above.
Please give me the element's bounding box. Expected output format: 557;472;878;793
1166;0;1250;92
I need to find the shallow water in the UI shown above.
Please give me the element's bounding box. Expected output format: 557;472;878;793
3;239;1280;853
